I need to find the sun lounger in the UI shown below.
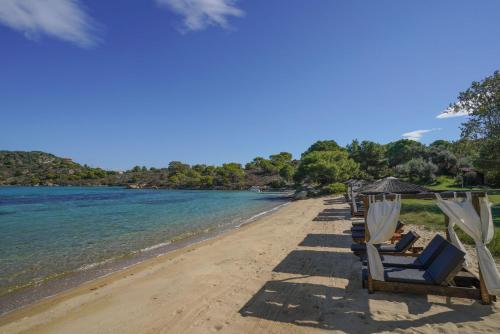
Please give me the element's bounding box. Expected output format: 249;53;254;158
351;231;420;254
351;221;405;243
362;242;483;300
361;234;447;269
351;221;404;233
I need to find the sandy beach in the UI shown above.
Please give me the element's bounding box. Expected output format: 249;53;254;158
1;196;499;334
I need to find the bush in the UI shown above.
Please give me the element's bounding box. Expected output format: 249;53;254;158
396;158;437;183
328;183;347;194
319;183;347;195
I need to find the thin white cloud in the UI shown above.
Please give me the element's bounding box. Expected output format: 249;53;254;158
0;0;99;47
402;128;442;141
156;0;244;31
436;105;472;119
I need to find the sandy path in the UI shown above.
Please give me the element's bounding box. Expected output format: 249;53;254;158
1;196;499;334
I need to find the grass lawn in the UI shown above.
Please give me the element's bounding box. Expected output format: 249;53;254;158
400;177;500;257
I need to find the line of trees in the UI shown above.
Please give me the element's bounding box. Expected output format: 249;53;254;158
292;70;499;189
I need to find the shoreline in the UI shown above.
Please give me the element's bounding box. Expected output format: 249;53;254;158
0;200;290;317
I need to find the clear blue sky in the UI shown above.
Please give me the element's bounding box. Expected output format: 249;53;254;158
1;0;499;170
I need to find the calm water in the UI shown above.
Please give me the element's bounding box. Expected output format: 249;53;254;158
0;187;288;298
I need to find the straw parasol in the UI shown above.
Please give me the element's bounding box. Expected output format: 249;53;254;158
357;177;430;195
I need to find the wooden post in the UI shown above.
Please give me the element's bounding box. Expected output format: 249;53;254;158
363;196;370;242
363;195;375;293
444;215;450;242
471;195;493;305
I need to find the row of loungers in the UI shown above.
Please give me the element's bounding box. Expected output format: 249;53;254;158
351;232;486;300
351;221;406;244
352;221;405;243
345;194;365;217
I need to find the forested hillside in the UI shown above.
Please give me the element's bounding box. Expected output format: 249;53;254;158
0;151;295;190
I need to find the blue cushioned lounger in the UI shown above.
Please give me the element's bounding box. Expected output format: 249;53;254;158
362;242;466;285
361;234;447;269
351;231;420;253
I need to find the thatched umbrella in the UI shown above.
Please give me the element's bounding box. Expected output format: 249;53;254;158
357;177;430;195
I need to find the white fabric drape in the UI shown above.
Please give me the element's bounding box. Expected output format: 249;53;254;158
435;192;500;295
366;194;402;281
444;193;471;267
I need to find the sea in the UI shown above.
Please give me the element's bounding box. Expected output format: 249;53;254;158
0;186;289;314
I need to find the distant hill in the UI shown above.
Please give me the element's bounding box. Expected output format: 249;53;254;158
0;151;112;186
0;151;293;190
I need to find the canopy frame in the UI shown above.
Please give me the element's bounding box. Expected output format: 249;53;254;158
361;191;494;304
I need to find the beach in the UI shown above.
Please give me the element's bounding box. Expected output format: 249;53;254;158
1;196;499;334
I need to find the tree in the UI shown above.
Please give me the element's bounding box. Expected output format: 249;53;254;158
347;140;388;179
395;158;438;183
131;166;141;172
215;163;245;188
269;152;292;166
428;146;457;175
447;71;500;185
301;140;343;157
429;140;452;150
167;161;190;175
294;150;358;185
386;139;427;167
279;165;294;182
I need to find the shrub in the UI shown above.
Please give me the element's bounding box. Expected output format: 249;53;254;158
319;183;347;195
328;183;347;194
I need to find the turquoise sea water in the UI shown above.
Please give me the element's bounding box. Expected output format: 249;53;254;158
0;187;288;298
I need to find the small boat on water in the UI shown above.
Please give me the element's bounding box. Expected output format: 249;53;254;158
249;186;261;192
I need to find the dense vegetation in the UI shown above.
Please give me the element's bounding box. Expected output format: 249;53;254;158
0;151;297;190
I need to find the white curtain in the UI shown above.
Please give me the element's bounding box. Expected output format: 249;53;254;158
435;192;500;295
366;194;402;281
444;193;471;267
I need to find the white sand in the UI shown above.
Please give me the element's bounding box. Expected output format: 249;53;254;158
1;196;499;334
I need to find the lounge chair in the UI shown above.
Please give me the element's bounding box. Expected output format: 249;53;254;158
351;231;420;254
351;221;404;233
362;242;482;300
351;221;405;243
361;234;446;269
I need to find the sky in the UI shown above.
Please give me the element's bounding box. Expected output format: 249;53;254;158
1;0;500;170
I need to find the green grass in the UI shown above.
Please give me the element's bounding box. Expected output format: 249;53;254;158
400;194;500;257
426;175;485;191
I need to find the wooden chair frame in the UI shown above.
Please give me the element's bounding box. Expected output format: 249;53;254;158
361;191;495;305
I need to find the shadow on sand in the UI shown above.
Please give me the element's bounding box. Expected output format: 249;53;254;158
273;249;355;279
323;198;346;206
313;208;352;221
298;234;352;248
240;209;495;332
239;277;494;333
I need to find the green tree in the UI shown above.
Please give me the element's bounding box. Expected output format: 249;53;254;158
347;140;388;179
428;146;457;175
131;166;141;172
168;161;190;175
294;150;358;185
215;163;245;188
386;139;427;167
269;152;292;166
279;165;294;182
429;140;452;150
396;158;438;183
301;140;343;157
447;71;500;185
